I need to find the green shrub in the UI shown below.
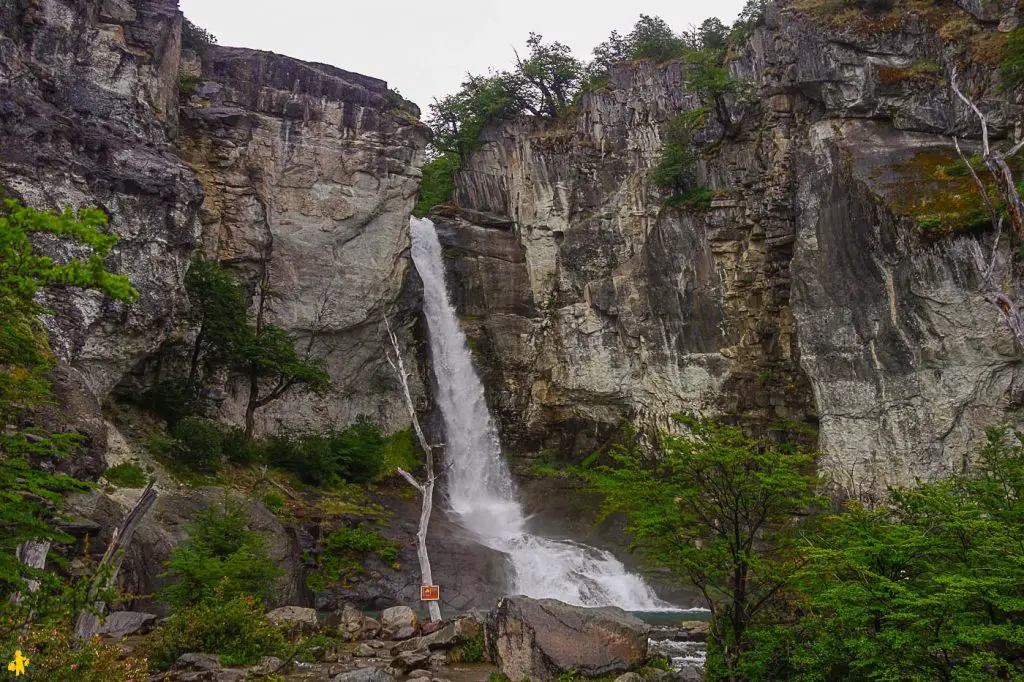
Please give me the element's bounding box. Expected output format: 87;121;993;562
487;673;511;682
178;74;201;97
414;152;460;217
262;492;285;513
449;631;486;663
264;417;388;485
171;416;224;472
160;500;280;610
181;18;217;53
221;425;261;465
313;525;400;587
667;187;715;211
379;428;419;480
139;378;202;427
146;593;285;670
1002;28;1024;88
103;462;148;488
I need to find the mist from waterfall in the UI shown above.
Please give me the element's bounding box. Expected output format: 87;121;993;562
410;216;669;610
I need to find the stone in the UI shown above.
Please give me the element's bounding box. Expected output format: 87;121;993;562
331;668;397;682
248;657;284;675
362;616;382;640
381;606;419;640
266;606;319;632
338;603;365;637
355;644;377;658
174;653;222;671
97;611;157;639
216;671;246;682
674;621;709;643
485;596;649;682
390;650;431;673
408;671;432;680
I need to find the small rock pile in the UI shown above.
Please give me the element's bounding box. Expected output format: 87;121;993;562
145;604;484;682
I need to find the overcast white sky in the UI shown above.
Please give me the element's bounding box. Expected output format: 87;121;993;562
178;1;747;113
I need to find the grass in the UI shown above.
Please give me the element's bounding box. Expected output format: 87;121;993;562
104;463;148;487
666;188;715;211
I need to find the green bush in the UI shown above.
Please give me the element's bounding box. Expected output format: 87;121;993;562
178;74;201;97
264;417;388;485
139;378;202;427
146;593;285;670
181;18;217;53
414;152;461;217
103;463;148;488
313;525;400;587
171;416;224;472
160;500;280;610
262;492;285;513
1003;28;1024;88
221;425;261;465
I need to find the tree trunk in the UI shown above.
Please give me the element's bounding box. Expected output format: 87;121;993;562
12;540;50;605
244;373;259;440
74;480;158;641
386;317;442;622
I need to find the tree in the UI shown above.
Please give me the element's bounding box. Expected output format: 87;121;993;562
696;18;730;51
178;259;330;439
184;258;248;387
160;499;280;610
512;33;583;118
653;108;709;195
771;428;1024;681
0;199;138;595
949;70;1024;349
587;416;822;682
237;278;331;439
628;15;687;63
384;317;441;622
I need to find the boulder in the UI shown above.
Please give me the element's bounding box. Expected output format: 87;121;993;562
98;611;157;639
332;668;397;682
408;671;432;680
362;616;382;640
355;643;377;658
674;621;709;643
266;606;319;633
390;649;431;673
485;596;649;681
174;653;222;671
381;605;419;640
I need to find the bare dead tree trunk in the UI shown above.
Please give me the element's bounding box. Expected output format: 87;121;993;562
950;70;1024;350
12;540;51;606
384;316;442;623
74;480;158;641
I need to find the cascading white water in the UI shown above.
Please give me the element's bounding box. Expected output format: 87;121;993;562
410;216;670;610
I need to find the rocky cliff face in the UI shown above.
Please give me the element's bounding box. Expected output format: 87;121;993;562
177;47;430;433
439;0;1024;493
0;0;201;413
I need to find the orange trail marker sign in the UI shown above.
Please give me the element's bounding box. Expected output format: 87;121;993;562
420;585;439;601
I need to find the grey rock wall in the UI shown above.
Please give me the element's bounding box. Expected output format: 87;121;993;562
441;2;1024;492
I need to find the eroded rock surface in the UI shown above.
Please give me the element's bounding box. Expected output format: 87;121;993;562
485;596;649;682
440;3;1024;493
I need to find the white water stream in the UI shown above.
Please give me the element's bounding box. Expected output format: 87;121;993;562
410;217;670;610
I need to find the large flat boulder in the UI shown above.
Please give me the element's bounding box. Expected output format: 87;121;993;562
485;597;649;681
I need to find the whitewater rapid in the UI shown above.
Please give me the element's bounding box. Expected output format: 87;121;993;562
410;216;670;610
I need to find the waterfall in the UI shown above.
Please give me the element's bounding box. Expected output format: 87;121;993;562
410;216;670;610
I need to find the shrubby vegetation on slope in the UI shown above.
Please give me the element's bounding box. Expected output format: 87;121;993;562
587;419;1024;681
0;198;142;677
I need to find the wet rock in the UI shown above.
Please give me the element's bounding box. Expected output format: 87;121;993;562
331;668;397;682
485;596;649;681
390;649;431;673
